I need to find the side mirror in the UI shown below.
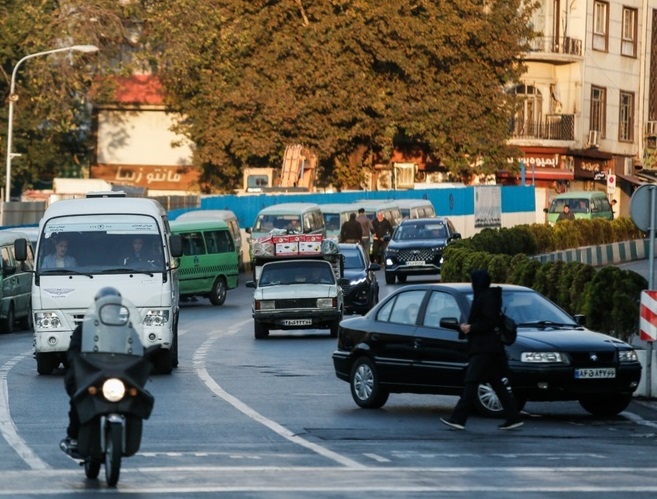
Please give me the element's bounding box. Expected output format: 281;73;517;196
368;263;381;271
169;234;183;258
337;278;350;287
439;317;461;331
574;314;586;326
245;281;256;288
452;232;461;240
383;234;391;242
245;227;252;234
543;208;549;214
14;238;28;261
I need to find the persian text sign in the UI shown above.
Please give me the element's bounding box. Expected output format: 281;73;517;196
640;290;657;342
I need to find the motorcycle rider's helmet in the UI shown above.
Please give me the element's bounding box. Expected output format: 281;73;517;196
95;287;121;302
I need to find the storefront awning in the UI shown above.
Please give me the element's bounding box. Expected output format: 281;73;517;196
616;173;648;186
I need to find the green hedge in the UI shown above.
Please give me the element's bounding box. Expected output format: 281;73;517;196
441;219;647;342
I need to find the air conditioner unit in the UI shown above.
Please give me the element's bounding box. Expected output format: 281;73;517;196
647;121;657;137
587;130;599;148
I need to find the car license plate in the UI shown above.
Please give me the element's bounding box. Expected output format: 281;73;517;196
574;368;616;379
406;260;425;266
281;319;312;326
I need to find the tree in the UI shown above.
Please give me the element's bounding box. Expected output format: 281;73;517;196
144;0;536;192
0;0;143;196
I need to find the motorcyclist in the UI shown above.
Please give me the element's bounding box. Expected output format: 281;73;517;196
60;287;123;454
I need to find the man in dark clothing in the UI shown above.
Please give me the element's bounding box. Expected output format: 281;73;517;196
371;211;393;264
340;212;363;243
556;204;575;222
440;270;523;431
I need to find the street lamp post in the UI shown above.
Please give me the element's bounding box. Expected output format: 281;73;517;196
4;44;99;202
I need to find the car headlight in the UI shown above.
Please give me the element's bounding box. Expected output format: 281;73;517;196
255;300;275;310
521;352;565;363
143;309;170;327
317;298;335;308
102;378;126;402
34;312;62;329
619;350;638;362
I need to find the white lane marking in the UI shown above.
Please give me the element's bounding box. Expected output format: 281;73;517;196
0;350;51;470
193;320;367;469
623;410;657;429
364;453;390;462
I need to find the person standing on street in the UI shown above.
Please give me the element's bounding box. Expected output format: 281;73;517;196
340;212;363;244
371;211;393;264
440;269;523;431
356;208;374;260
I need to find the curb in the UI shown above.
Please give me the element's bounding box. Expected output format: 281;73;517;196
535;238;651;266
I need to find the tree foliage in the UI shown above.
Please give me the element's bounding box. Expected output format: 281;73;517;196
143;0;537;192
0;1;143;195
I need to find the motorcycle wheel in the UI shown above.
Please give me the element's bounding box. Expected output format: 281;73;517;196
84;459;101;479
104;422;123;487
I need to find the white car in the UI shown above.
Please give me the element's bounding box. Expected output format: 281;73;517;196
246;259;344;339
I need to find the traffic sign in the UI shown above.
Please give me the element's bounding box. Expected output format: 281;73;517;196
607;174;616;194
630;184;657;231
640;290;657;342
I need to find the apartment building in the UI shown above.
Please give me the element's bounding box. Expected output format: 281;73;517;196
501;0;657;214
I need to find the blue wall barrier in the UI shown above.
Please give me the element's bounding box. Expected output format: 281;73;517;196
169;185;536;231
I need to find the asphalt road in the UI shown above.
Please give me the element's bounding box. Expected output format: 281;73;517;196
1;267;657;497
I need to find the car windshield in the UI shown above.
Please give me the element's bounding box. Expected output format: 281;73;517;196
466;288;577;327
394;223;446;241
341;247;364;270
259;261;335;286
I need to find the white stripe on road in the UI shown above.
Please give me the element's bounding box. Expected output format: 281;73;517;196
0;351;50;470
193;321;367;469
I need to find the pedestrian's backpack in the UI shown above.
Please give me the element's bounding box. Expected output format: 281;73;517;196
493;286;517;346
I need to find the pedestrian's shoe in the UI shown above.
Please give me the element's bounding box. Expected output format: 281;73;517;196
498;419;524;430
440;417;465;430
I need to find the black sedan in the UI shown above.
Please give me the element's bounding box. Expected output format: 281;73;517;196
383;217;461;285
332;283;642;417
338;243;380;315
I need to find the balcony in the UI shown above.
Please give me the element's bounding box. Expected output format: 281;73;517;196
524;36;583;63
510;114;575;141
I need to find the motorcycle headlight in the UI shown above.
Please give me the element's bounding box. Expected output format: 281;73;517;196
102;378;126;402
143;309;170;327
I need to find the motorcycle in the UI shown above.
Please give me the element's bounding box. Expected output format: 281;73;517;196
60;294;155;486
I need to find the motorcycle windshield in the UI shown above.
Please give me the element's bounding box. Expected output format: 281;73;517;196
80;297;145;356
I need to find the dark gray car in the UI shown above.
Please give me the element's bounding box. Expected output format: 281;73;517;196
383;217;461;285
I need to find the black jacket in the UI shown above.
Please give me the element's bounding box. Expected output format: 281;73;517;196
340;218;363;242
465;271;504;355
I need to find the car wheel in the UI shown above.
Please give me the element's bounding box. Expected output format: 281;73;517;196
254;321;269;339
152;348;174;374
384;273;395;285
209;276;227;306
349;357;389;409
474;383;527;417
397;274;407;283
579;393;633;417
36;353;58;375
19;302;32;331
0;304;15;334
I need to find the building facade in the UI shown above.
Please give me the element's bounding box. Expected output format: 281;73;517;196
502;0;657;216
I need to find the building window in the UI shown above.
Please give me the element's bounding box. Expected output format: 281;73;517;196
590;86;607;137
619;91;634;142
622;7;638;57
593;1;609;52
511;85;543;138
